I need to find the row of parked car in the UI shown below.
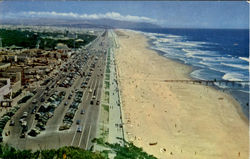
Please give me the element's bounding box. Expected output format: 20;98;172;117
0;105;21;142
17;93;34;105
27;91;66;137
59;90;84;131
59;51;91;88
18;111;29;138
60;72;76;88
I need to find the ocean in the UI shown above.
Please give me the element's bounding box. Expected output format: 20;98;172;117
135;28;249;118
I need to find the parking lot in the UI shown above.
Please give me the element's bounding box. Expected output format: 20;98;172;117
3;30;109;150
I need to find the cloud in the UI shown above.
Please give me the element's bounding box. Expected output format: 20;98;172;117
2;11;157;23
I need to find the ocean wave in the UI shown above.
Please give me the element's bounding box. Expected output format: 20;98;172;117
239;57;249;62
144;32;168;37
190;69;207;80
145;30;249;83
164;34;182;38
182;49;218;58
239;89;250;94
221;63;249;70
176;41;206;48
155;38;175;43
222;72;245;81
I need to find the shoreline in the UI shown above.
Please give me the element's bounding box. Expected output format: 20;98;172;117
145;39;249;124
144;32;249;120
115;29;249;159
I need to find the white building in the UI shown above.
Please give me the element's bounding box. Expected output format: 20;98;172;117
0;78;12;106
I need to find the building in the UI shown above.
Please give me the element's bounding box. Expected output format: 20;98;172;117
0;63;11;70
0;70;22;94
0;78;12;107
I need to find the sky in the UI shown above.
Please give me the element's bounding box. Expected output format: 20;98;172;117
0;1;249;29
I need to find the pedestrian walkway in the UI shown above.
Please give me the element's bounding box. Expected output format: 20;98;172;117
94;31;125;157
108;47;124;145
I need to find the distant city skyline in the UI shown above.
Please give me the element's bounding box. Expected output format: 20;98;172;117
0;1;249;29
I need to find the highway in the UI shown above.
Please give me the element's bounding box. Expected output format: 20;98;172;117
4;30;109;150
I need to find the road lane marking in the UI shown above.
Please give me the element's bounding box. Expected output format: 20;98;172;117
85;125;92;150
78;123;86;147
71;78;94;146
71;126;78;146
77;77;97;147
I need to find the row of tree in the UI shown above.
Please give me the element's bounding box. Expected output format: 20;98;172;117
0;137;157;159
0;29;96;49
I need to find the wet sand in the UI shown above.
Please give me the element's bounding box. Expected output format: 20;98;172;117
115;30;249;159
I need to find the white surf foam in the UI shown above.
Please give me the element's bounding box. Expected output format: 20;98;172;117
222;72;245;81
221;63;249;70
190;69;206;80
239;57;249;62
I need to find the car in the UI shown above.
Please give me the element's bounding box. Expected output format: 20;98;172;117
22;125;28;132
77;126;82;132
21;121;27;127
90;100;94;105
40;98;45;102
80;109;85;114
32;99;38;104
28;128;40;137
31;108;37;114
89;89;93;93
20;133;26;138
19;118;24;123
96;100;100;105
9;120;15;126
37;124;46;131
76;120;81;125
32;90;37;95
64;102;68;106
22;112;28;117
59;124;70;131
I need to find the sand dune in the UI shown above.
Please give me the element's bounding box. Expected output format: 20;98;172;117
115;30;249;159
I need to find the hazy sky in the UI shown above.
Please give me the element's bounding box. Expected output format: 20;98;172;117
0;1;249;29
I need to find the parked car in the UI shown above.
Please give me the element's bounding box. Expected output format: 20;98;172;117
77;126;82;132
32;99;38;104
89;89;93;93
64;102;68;106
40;98;45;102
90;100;94;105
28;128;40;137
19;118;24;123
80;109;85;114
96;100;100;105
9;120;15;126
76;120;81;125
20;133;26;138
22;112;28;118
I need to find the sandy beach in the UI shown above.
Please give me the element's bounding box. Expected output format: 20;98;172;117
114;30;249;159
